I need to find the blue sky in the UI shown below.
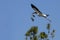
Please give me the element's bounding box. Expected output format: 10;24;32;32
0;0;60;40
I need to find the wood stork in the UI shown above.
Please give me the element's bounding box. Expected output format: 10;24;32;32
31;4;51;22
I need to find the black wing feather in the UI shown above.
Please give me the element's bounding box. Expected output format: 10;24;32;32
31;4;42;14
31;4;40;12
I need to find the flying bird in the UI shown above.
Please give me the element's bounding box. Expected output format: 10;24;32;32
31;4;51;22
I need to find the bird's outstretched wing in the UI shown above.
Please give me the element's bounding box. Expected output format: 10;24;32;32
31;4;42;14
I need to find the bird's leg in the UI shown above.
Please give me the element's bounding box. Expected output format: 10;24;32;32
31;17;34;22
32;12;37;17
32;12;37;14
32;15;35;17
31;12;37;22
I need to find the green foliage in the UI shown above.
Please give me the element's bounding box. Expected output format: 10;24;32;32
31;26;38;34
34;36;38;40
25;26;38;36
25;23;56;40
39;32;48;39
25;32;30;36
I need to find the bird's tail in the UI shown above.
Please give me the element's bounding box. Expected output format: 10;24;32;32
46;14;49;17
